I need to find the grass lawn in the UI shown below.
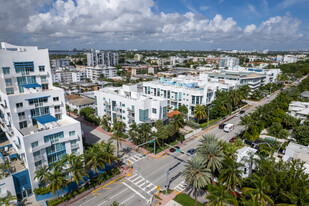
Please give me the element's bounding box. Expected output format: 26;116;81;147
161;189;173;195
174;193;204;206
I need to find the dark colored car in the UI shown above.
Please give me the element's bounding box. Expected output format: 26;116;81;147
240;110;245;114
219;123;226;129
186;149;196;156
229;137;237;143
170;146;180;153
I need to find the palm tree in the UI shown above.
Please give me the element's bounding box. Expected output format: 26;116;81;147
199;134;218;145
85;145;106;174
242;174;274;206
34;165;50;186
240;194;261;206
194;105;206;123
206;182;238;206
219;157;243;192
197;141;225;184
47;167;68;197
239;115;252;137
277;189;309;206
230;89;241;108
101;139;117;165
71;155;89;186
138;123;152;143
170;113;185;134
101;115;111;131
128;122;139;144
0;191;17;206
182;156;211;206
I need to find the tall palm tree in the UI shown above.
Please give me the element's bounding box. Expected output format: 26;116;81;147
101;115;111;131
85;145;106;174
71;155;89;186
138;123;152;143
194;105;206;123
240;194;261;206
34;165;50;186
219;157;243;192
112;120;126;157
229;90;241;108
170;113;185;134
182;156;211;206
199;134;218;145
128;122;139;144
239;115;252;137
206;182;238;206
0;191;17;206
101;139;117;165
47;167;68;197
197;142;225;184
242;174;274;206
277;189;309;206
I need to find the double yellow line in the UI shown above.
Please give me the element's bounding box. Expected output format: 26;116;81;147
91;175;125;195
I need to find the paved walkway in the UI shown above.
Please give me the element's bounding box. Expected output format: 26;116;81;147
155;191;179;206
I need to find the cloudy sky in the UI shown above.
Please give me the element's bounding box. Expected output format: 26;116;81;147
1;0;309;50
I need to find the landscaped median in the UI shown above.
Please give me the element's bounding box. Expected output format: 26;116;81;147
173;193;204;206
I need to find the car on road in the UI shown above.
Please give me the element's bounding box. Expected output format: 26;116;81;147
239;110;245;114
219;123;226;129
224;123;235;133
186;149;196;156
170;146;180;153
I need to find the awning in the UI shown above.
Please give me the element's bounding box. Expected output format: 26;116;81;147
34;115;58;124
25;96;50;101
21;83;42;89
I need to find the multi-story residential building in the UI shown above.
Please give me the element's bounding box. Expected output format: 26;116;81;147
86;50;119;67
0;42;83;198
95;84;168;127
72;69;87;82
288;101;309;120
86;66;117;81
52;68;87;83
283;55;298;64
123;66;160;76
142;74;239;116
206;70;267;93
219;57;239;68
51;59;71;69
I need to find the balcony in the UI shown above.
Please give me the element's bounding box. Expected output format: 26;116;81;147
71;144;79;149
55;109;61;113
18;116;26;121
34;155;43;162
34;102;44;107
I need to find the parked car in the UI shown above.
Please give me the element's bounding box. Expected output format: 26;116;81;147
229;137;237;143
219;123;226;129
224;123;235;133
239;110;245;114
170;146;180;153
186;149;196;156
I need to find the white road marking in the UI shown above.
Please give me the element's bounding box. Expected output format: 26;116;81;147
97;188;128;206
79;196;96;206
123;182;147;200
120;194;136;205
173;180;187;193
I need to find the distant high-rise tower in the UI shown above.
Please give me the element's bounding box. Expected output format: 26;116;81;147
87;50;119;67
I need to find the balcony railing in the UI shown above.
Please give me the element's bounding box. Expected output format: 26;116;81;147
18;116;26;121
71;144;79;149
55;109;61;113
34;155;42;162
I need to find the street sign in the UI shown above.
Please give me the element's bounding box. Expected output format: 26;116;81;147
157;185;160;191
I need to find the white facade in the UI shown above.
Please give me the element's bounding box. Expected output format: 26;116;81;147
87;50;119;67
219;57;239;68
142;74;239;116
86;66;117;82
283;55;298;64
288;101;309;120
0;42;83;191
236;147;258;178
95;84;168;127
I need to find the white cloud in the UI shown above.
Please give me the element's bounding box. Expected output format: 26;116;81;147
0;0;307;49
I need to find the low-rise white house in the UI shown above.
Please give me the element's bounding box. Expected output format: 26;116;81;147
282;142;309;174
65;95;95;113
288;101;309;120
236;147;258;178
94;84;168;127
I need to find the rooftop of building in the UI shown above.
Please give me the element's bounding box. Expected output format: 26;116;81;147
167;110;181;118
283;142;309;164
66;96;95;106
301;91;309;98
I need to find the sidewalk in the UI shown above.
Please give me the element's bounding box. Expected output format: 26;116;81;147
155;191;179;206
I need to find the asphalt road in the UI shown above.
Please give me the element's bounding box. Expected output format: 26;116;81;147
74;91;281;206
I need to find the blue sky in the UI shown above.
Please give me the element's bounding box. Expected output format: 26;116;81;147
1;0;309;50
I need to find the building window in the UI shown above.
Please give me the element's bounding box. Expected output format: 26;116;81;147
14;62;34;73
139;109;149;122
16;102;23;108
6;88;14;95
42;84;49;90
2;67;10;74
41;76;47;83
69;131;75;136
30;107;49;117
18;112;25;121
55;114;62;120
54;105;60;113
31;141;38;149
5;79;12;87
122;104;125;107
152;108;157;114
47;150;66;164
70;140;77;145
53;97;59;102
44;132;64;143
19;121;27;129
33;151;40;157
123;117;126;120
71;148;78;154
28;97;48;105
34;161;42;168
46;142;65;155
39;66;45;72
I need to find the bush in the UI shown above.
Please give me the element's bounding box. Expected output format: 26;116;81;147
187;121;200;129
34;187;51;196
47;198;64;206
174;193;204;206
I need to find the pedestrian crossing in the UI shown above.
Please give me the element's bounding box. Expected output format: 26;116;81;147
121;153;145;166
173;180;187;193
126;173;158;196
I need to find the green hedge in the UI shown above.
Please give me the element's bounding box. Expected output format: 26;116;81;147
34;187;51;196
200;118;220;128
173;193;204;206
187;121;200;129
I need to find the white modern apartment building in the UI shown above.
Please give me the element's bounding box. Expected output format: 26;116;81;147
51;59;71;69
86;66;117;82
288;101;309;120
95;84;168;127
52;68;87;83
283;55;298;64
0;42;83;195
219;56;239;68
87;50;119;67
227;66;281;84
142;74;239;116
